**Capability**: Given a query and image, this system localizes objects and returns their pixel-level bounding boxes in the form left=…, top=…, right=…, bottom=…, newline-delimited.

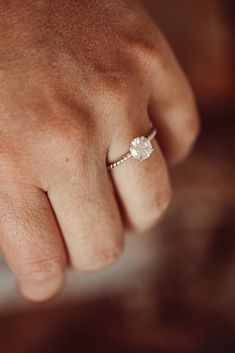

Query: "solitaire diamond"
left=130, top=136, right=153, bottom=161
left=107, top=128, right=156, bottom=170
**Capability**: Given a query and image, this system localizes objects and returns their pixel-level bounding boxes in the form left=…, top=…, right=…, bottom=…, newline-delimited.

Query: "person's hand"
left=0, top=0, right=199, bottom=301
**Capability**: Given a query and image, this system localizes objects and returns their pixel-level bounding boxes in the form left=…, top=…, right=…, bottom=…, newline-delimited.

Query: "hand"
left=0, top=0, right=199, bottom=301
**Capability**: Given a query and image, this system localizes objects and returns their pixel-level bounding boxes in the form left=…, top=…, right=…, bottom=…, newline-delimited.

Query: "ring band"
left=107, top=127, right=157, bottom=170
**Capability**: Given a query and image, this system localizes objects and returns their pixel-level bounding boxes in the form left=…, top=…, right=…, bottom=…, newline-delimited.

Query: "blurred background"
left=0, top=1, right=235, bottom=352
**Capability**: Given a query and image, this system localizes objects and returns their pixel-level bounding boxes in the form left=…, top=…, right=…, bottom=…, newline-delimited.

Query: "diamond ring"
left=107, top=128, right=157, bottom=170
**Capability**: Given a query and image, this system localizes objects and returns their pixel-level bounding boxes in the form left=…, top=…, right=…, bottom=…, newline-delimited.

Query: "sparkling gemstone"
left=129, top=136, right=153, bottom=161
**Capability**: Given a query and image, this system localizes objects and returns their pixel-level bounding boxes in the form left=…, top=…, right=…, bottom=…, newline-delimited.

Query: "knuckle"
left=123, top=17, right=162, bottom=69
left=92, top=64, right=130, bottom=98
left=189, top=112, right=201, bottom=144
left=180, top=112, right=201, bottom=159
left=74, top=243, right=123, bottom=272
left=141, top=186, right=172, bottom=230
left=94, top=244, right=123, bottom=270
left=186, top=119, right=200, bottom=149
left=134, top=38, right=161, bottom=70
left=155, top=185, right=172, bottom=215
left=19, top=256, right=64, bottom=283
left=174, top=91, right=200, bottom=163
left=96, top=75, right=136, bottom=116
left=43, top=117, right=86, bottom=149
left=184, top=92, right=201, bottom=143
left=33, top=97, right=94, bottom=152
left=37, top=115, right=94, bottom=178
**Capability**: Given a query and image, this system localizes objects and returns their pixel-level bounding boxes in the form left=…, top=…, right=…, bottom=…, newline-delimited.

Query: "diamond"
left=129, top=136, right=153, bottom=161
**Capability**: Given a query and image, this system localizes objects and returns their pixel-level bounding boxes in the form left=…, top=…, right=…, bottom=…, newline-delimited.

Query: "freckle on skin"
left=65, top=158, right=69, bottom=162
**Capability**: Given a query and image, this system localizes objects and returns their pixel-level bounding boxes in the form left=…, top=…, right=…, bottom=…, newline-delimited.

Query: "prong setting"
left=130, top=136, right=154, bottom=161
left=107, top=128, right=156, bottom=170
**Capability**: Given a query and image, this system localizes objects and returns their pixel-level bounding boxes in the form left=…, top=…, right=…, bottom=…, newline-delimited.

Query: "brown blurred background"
left=0, top=1, right=235, bottom=352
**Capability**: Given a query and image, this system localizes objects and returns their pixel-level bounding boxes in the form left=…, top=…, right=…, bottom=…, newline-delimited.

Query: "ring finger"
left=108, top=109, right=171, bottom=231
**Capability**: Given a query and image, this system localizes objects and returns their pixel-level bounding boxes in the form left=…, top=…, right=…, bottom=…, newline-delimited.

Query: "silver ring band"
left=107, top=127, right=157, bottom=170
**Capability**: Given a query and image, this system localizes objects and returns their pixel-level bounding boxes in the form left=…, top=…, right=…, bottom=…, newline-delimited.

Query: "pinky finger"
left=149, top=30, right=200, bottom=165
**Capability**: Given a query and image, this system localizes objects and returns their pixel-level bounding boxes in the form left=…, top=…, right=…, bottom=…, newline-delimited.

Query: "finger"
left=0, top=184, right=66, bottom=302
left=48, top=155, right=124, bottom=272
left=108, top=114, right=171, bottom=231
left=148, top=30, right=200, bottom=165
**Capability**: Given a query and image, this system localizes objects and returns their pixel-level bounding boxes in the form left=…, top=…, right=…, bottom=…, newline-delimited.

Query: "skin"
left=0, top=0, right=200, bottom=302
